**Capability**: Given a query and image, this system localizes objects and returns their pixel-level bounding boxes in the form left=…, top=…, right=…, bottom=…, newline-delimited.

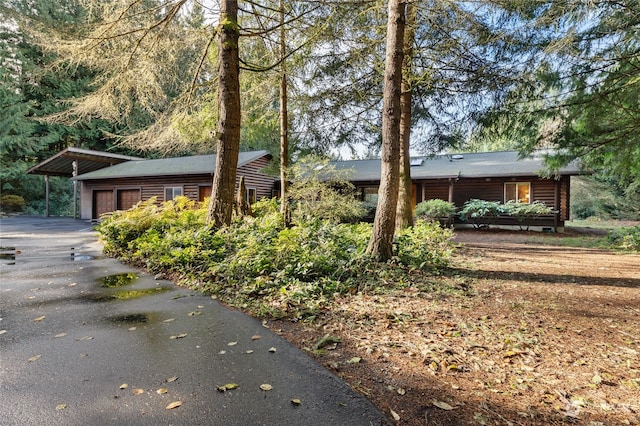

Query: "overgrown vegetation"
left=608, top=226, right=640, bottom=252
left=97, top=196, right=457, bottom=319
left=571, top=176, right=640, bottom=220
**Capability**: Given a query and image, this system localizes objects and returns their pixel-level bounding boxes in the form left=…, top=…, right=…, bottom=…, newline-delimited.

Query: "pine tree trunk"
left=396, top=1, right=416, bottom=231
left=207, top=0, right=241, bottom=227
left=367, top=0, right=406, bottom=261
left=279, top=0, right=291, bottom=226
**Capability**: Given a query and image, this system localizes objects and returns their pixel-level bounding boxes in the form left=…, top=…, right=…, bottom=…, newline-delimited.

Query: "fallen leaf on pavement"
left=28, top=355, right=41, bottom=362
left=133, top=388, right=144, bottom=395
left=165, top=401, right=182, bottom=410
left=34, top=316, right=45, bottom=322
left=260, top=384, right=273, bottom=391
left=217, top=383, right=240, bottom=392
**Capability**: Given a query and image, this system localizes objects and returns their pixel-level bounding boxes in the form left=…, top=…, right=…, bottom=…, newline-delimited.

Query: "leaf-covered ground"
left=271, top=228, right=640, bottom=425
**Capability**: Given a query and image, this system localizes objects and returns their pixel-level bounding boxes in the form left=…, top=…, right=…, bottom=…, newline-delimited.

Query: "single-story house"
left=30, top=148, right=581, bottom=230
left=331, top=150, right=582, bottom=231
left=71, top=150, right=274, bottom=220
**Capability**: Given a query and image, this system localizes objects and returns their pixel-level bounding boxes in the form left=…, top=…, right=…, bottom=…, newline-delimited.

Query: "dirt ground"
left=271, top=227, right=640, bottom=425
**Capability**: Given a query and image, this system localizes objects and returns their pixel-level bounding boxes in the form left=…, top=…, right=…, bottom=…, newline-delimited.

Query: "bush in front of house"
left=459, top=199, right=554, bottom=229
left=414, top=199, right=456, bottom=222
left=608, top=226, right=640, bottom=252
left=501, top=200, right=554, bottom=230
left=96, top=196, right=456, bottom=318
left=458, top=199, right=502, bottom=228
left=396, top=219, right=455, bottom=269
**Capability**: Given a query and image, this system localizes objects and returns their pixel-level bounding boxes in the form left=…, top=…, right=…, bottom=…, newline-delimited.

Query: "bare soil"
left=271, top=227, right=640, bottom=425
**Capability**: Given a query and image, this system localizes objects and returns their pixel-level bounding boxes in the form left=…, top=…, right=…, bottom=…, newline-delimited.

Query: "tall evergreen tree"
left=367, top=0, right=405, bottom=261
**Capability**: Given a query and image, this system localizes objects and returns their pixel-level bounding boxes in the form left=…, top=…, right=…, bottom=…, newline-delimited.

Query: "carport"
left=26, top=147, right=143, bottom=218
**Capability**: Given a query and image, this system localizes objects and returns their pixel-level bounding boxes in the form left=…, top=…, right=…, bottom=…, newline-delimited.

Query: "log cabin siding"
left=236, top=155, right=274, bottom=199
left=78, top=154, right=276, bottom=219
left=422, top=180, right=450, bottom=202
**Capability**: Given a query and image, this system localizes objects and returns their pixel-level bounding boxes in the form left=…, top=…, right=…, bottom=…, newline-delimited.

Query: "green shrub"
left=96, top=196, right=456, bottom=319
left=396, top=220, right=455, bottom=269
left=1, top=194, right=25, bottom=213
left=288, top=156, right=366, bottom=224
left=608, top=226, right=640, bottom=252
left=414, top=199, right=456, bottom=221
left=458, top=199, right=502, bottom=228
left=501, top=200, right=554, bottom=230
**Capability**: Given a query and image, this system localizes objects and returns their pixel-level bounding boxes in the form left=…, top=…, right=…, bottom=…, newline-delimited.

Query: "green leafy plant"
left=0, top=194, right=25, bottom=213
left=458, top=199, right=502, bottom=228
left=395, top=220, right=455, bottom=270
left=288, top=156, right=365, bottom=224
left=501, top=200, right=554, bottom=230
left=608, top=226, right=640, bottom=252
left=414, top=199, right=456, bottom=224
left=96, top=195, right=456, bottom=319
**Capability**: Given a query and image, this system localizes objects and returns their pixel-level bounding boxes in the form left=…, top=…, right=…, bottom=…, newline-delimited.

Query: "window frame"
left=504, top=182, right=531, bottom=204
left=164, top=186, right=184, bottom=202
left=362, top=186, right=379, bottom=203
left=245, top=187, right=257, bottom=205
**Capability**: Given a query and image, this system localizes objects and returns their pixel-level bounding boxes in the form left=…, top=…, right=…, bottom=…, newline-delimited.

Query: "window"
left=504, top=182, right=530, bottom=203
left=363, top=187, right=379, bottom=203
left=245, top=188, right=257, bottom=205
left=164, top=186, right=183, bottom=201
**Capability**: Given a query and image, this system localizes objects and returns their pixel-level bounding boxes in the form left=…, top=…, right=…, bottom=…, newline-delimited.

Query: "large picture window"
left=504, top=182, right=530, bottom=203
left=164, top=186, right=183, bottom=201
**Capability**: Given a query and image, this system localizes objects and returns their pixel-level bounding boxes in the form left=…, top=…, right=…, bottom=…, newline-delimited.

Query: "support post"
left=73, top=160, right=78, bottom=219
left=45, top=175, right=50, bottom=217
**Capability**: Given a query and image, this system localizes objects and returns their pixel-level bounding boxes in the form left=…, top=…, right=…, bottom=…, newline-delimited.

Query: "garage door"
left=117, top=189, right=141, bottom=211
left=93, top=190, right=114, bottom=219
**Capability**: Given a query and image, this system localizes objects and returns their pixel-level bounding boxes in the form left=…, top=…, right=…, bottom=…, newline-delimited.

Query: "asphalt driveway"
left=0, top=216, right=389, bottom=426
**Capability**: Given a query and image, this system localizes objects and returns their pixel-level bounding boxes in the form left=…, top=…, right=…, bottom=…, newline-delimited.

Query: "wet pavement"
left=0, top=216, right=390, bottom=426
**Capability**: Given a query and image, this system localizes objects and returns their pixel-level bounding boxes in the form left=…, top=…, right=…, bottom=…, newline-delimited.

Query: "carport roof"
left=26, top=147, right=144, bottom=177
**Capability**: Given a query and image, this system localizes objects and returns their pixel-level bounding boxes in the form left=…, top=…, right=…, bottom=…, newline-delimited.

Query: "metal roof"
left=74, top=150, right=271, bottom=181
left=332, top=150, right=582, bottom=182
left=26, top=147, right=144, bottom=177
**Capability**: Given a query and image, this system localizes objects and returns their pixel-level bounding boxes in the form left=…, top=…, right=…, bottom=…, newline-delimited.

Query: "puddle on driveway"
left=81, top=286, right=172, bottom=303
left=108, top=313, right=153, bottom=324
left=70, top=247, right=102, bottom=261
left=100, top=273, right=138, bottom=288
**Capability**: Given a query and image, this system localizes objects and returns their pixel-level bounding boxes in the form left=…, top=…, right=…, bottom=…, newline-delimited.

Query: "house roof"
left=331, top=150, right=582, bottom=182
left=26, top=147, right=144, bottom=177
left=73, top=150, right=271, bottom=181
